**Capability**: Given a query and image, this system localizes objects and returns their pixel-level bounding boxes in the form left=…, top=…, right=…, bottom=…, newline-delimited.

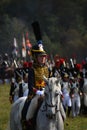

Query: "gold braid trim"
left=34, top=66, right=49, bottom=89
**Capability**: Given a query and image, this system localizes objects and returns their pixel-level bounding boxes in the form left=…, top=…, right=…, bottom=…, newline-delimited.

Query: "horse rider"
left=27, top=42, right=49, bottom=119
left=21, top=21, right=49, bottom=128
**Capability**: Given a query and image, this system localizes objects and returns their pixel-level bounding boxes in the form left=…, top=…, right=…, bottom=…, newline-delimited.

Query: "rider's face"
left=37, top=55, right=47, bottom=64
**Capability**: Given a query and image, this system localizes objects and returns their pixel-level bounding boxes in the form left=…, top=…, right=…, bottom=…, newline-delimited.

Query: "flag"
left=13, top=37, right=18, bottom=48
left=12, top=37, right=18, bottom=58
left=25, top=32, right=32, bottom=55
left=22, top=34, right=26, bottom=58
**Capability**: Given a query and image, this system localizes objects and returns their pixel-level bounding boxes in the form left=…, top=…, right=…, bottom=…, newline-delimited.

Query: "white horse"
left=10, top=77, right=66, bottom=130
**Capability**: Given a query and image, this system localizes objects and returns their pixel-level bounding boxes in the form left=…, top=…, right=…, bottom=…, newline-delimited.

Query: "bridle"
left=40, top=80, right=61, bottom=117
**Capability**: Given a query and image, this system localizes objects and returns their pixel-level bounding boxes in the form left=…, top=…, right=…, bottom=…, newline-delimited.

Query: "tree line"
left=0, top=0, right=87, bottom=61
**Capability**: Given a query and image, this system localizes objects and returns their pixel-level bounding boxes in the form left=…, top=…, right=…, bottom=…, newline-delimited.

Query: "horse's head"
left=43, top=76, right=62, bottom=119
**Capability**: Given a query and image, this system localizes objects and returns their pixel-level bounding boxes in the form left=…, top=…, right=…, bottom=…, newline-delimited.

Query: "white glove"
left=36, top=90, right=44, bottom=95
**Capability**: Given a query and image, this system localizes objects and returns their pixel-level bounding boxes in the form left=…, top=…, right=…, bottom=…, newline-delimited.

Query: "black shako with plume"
left=31, top=21, right=46, bottom=56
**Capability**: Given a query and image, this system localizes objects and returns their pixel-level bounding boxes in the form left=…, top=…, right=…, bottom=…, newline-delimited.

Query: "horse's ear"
left=43, top=75, right=48, bottom=83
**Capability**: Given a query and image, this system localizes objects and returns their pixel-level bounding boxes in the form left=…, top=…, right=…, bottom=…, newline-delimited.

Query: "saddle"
left=21, top=95, right=44, bottom=130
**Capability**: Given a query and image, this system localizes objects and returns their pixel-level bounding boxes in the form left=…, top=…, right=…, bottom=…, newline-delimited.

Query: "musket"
left=13, top=60, right=18, bottom=68
left=70, top=58, right=74, bottom=68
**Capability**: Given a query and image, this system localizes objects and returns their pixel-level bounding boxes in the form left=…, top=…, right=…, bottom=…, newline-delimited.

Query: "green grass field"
left=0, top=84, right=11, bottom=130
left=0, top=83, right=87, bottom=130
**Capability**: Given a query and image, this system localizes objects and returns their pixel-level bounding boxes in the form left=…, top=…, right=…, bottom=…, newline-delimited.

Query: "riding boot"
left=67, top=106, right=71, bottom=117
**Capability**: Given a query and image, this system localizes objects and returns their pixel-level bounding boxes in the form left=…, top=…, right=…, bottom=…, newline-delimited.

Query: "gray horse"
left=10, top=77, right=66, bottom=130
